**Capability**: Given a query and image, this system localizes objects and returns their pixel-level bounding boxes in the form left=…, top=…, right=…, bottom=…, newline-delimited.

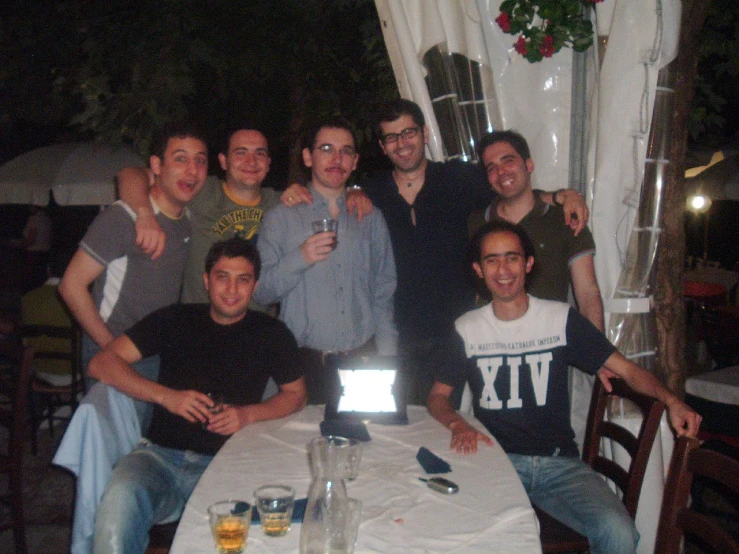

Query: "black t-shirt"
left=434, top=297, right=616, bottom=457
left=364, top=160, right=491, bottom=341
left=126, top=303, right=302, bottom=455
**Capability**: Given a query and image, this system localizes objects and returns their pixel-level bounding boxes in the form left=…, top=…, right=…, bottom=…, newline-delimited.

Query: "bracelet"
left=553, top=189, right=566, bottom=207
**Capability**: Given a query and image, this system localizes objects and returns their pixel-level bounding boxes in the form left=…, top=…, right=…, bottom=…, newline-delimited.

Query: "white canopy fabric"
left=0, top=142, right=143, bottom=206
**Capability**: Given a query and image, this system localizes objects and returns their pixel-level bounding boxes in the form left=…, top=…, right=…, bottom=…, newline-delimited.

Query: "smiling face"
left=302, top=126, right=358, bottom=195
left=378, top=114, right=428, bottom=174
left=203, top=255, right=257, bottom=325
left=219, top=130, right=271, bottom=193
left=149, top=136, right=208, bottom=215
left=481, top=140, right=534, bottom=202
left=473, top=230, right=534, bottom=306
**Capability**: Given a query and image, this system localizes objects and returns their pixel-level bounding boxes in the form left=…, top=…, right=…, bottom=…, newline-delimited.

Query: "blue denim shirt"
left=255, top=184, right=398, bottom=355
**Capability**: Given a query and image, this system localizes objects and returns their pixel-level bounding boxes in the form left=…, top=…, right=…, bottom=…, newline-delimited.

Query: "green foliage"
left=2, top=0, right=397, bottom=176
left=688, top=0, right=739, bottom=145
left=496, top=0, right=597, bottom=63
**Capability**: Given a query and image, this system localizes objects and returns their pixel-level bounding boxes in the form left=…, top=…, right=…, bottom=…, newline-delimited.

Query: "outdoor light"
left=686, top=193, right=713, bottom=261
left=687, top=194, right=711, bottom=213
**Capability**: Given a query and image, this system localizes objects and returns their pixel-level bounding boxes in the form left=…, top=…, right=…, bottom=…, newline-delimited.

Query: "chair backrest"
left=0, top=340, right=35, bottom=461
left=581, top=378, right=665, bottom=518
left=655, top=436, right=739, bottom=554
left=18, top=323, right=82, bottom=390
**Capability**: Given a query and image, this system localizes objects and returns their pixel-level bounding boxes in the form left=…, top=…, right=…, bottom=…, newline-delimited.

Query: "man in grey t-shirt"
left=60, top=123, right=208, bottom=379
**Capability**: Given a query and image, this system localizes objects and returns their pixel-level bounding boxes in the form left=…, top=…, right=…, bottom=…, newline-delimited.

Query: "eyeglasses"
left=380, top=127, right=420, bottom=144
left=315, top=144, right=356, bottom=157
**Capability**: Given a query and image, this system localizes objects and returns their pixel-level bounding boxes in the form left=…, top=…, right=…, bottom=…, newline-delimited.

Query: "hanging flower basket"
left=496, top=0, right=602, bottom=63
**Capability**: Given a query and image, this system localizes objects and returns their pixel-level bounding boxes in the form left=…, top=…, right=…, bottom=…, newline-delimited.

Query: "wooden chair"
left=655, top=436, right=739, bottom=554
left=18, top=324, right=85, bottom=451
left=0, top=340, right=35, bottom=554
left=536, top=378, right=666, bottom=553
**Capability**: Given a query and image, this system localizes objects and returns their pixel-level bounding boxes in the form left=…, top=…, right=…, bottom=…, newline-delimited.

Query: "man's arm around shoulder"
left=117, top=166, right=165, bottom=259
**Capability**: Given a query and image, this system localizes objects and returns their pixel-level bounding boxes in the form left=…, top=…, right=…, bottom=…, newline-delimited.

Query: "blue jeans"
left=508, top=454, right=639, bottom=554
left=82, top=333, right=160, bottom=432
left=93, top=440, right=212, bottom=554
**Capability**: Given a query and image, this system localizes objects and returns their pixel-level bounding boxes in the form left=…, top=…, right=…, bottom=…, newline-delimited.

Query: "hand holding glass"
left=203, top=392, right=224, bottom=429
left=312, top=218, right=338, bottom=250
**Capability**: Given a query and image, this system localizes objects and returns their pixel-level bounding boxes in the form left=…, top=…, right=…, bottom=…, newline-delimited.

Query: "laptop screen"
left=324, top=356, right=408, bottom=424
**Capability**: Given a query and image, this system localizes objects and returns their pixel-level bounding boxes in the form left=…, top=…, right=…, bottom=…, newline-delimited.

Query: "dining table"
left=170, top=405, right=542, bottom=554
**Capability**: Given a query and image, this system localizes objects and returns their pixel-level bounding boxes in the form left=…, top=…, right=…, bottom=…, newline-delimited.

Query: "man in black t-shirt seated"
left=428, top=220, right=701, bottom=554
left=88, top=238, right=306, bottom=554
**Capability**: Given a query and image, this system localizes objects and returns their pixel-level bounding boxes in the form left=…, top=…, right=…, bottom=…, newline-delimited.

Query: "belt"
left=302, top=337, right=377, bottom=365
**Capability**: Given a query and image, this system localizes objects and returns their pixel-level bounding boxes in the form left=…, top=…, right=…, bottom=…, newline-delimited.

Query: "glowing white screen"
left=337, top=369, right=397, bottom=413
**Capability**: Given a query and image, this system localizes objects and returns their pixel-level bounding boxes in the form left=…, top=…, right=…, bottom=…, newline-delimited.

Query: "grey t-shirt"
left=80, top=199, right=191, bottom=337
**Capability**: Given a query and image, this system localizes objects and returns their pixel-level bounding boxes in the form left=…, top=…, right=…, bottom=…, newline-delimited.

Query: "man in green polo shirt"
left=476, top=130, right=604, bottom=332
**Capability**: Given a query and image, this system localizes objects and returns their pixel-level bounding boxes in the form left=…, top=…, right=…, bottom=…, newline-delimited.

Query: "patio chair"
left=536, top=378, right=666, bottom=553
left=0, top=339, right=35, bottom=554
left=655, top=435, right=739, bottom=553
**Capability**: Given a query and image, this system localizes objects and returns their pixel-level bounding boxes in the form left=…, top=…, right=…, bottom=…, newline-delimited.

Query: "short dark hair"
left=476, top=130, right=531, bottom=164
left=470, top=220, right=536, bottom=265
left=302, top=116, right=357, bottom=151
left=204, top=238, right=261, bottom=280
left=220, top=126, right=268, bottom=157
left=149, top=121, right=208, bottom=160
left=374, top=98, right=425, bottom=137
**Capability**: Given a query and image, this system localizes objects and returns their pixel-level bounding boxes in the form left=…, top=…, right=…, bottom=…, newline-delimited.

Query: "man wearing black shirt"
left=88, top=239, right=306, bottom=554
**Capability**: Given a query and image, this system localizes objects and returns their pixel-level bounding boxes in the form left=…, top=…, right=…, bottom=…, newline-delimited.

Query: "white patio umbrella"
left=0, top=142, right=144, bottom=206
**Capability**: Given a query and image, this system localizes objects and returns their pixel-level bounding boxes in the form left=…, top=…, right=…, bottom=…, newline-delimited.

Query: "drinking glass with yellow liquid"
left=208, top=500, right=252, bottom=553
left=253, top=485, right=295, bottom=537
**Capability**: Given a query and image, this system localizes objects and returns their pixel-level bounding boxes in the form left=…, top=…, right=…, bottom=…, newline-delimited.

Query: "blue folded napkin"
left=416, top=447, right=451, bottom=474
left=320, top=420, right=371, bottom=442
left=251, top=497, right=307, bottom=523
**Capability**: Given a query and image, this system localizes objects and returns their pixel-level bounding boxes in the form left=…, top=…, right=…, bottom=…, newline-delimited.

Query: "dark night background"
left=1, top=0, right=737, bottom=270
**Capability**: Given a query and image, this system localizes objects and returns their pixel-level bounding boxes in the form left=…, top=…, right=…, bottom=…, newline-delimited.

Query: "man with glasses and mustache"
left=254, top=117, right=397, bottom=404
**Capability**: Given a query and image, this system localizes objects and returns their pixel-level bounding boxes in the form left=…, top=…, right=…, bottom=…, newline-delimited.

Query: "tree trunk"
left=655, top=0, right=712, bottom=394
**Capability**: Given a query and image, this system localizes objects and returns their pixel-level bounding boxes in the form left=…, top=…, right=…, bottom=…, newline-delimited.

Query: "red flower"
left=540, top=35, right=554, bottom=57
left=514, top=36, right=527, bottom=55
left=496, top=11, right=511, bottom=32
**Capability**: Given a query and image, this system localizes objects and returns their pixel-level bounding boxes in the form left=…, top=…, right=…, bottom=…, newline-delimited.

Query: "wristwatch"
left=347, top=184, right=363, bottom=192
left=553, top=189, right=566, bottom=207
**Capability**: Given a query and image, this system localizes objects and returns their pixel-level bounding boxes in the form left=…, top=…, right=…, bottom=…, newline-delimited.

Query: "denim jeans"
left=93, top=440, right=212, bottom=554
left=508, top=454, right=639, bottom=554
left=82, top=333, right=160, bottom=432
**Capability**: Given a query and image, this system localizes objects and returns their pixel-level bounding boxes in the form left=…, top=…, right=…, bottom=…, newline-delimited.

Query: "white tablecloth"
left=171, top=405, right=541, bottom=554
left=686, top=365, right=739, bottom=405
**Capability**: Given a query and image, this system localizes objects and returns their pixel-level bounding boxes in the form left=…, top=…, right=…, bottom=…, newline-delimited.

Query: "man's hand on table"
left=449, top=419, right=493, bottom=454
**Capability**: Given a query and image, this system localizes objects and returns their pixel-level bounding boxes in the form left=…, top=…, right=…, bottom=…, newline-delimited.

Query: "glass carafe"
left=300, top=435, right=352, bottom=554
